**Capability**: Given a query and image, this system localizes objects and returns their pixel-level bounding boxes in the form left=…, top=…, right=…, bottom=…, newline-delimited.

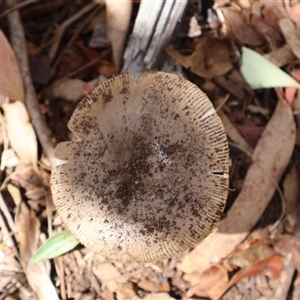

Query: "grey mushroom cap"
left=50, top=71, right=229, bottom=262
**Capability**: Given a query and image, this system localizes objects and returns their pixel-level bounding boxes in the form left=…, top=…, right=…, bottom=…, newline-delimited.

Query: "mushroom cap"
left=50, top=71, right=229, bottom=262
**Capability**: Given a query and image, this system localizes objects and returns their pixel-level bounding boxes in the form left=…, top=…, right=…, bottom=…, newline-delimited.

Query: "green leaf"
left=241, top=47, right=300, bottom=89
left=29, top=230, right=79, bottom=264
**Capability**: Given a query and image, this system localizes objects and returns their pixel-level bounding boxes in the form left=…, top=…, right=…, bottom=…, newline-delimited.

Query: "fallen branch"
left=6, top=4, right=55, bottom=167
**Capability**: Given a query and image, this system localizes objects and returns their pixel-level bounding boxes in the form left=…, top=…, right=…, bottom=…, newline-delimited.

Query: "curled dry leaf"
left=0, top=30, right=24, bottom=102
left=166, top=37, right=232, bottom=79
left=178, top=96, right=296, bottom=274
left=1, top=100, right=37, bottom=169
left=215, top=255, right=284, bottom=300
left=15, top=202, right=58, bottom=300
left=106, top=0, right=132, bottom=72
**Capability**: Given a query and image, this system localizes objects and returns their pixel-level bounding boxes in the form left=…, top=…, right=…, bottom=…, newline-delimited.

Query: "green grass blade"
left=29, top=230, right=79, bottom=264
left=241, top=47, right=300, bottom=89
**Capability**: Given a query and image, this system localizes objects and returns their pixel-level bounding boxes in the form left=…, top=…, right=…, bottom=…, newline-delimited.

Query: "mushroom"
left=50, top=71, right=229, bottom=262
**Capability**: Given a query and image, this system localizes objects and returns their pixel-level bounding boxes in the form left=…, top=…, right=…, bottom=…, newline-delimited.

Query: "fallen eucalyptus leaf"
left=0, top=30, right=24, bottom=102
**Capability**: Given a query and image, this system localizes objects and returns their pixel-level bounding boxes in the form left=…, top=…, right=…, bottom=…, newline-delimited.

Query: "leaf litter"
left=1, top=0, right=300, bottom=299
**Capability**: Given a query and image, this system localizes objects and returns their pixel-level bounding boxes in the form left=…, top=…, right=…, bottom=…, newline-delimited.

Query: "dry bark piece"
left=166, top=37, right=233, bottom=79
left=122, top=1, right=188, bottom=78
left=50, top=71, right=229, bottom=262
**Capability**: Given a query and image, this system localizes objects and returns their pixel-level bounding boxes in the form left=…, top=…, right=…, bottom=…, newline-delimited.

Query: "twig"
left=52, top=4, right=104, bottom=71
left=40, top=2, right=71, bottom=46
left=61, top=50, right=110, bottom=80
left=6, top=3, right=55, bottom=167
left=48, top=2, right=98, bottom=60
left=0, top=0, right=38, bottom=20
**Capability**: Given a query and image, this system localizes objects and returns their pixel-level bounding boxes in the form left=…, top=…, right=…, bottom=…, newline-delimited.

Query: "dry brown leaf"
left=232, top=254, right=283, bottom=282
left=218, top=110, right=253, bottom=154
left=138, top=278, right=161, bottom=292
left=15, top=202, right=58, bottom=299
left=0, top=30, right=24, bottom=102
left=250, top=14, right=284, bottom=48
left=76, top=41, right=100, bottom=61
left=228, top=243, right=276, bottom=269
left=214, top=255, right=284, bottom=300
left=76, top=41, right=117, bottom=77
left=97, top=59, right=117, bottom=77
left=178, top=96, right=296, bottom=274
left=3, top=164, right=48, bottom=213
left=115, top=283, right=136, bottom=300
left=221, top=7, right=265, bottom=46
left=262, top=2, right=286, bottom=24
left=234, top=125, right=263, bottom=146
left=264, top=44, right=295, bottom=68
left=106, top=0, right=132, bottom=72
left=283, top=166, right=299, bottom=229
left=279, top=18, right=300, bottom=59
left=214, top=77, right=246, bottom=100
left=283, top=0, right=300, bottom=25
left=275, top=235, right=300, bottom=272
left=7, top=183, right=22, bottom=206
left=186, top=265, right=229, bottom=299
left=166, top=37, right=232, bottom=79
left=92, top=261, right=126, bottom=292
left=2, top=100, right=37, bottom=169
